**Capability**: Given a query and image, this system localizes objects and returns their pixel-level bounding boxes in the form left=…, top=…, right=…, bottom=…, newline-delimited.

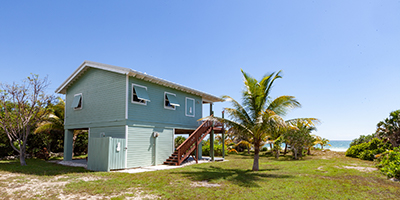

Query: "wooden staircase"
left=164, top=120, right=223, bottom=166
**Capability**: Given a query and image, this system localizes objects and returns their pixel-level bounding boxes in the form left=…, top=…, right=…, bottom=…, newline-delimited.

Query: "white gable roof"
left=55, top=61, right=223, bottom=103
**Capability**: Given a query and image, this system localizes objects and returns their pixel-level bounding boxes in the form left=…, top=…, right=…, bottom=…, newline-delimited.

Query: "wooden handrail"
left=175, top=119, right=224, bottom=165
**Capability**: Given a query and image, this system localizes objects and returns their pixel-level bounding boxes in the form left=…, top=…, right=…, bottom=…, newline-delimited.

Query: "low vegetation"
left=1, top=150, right=399, bottom=199
left=346, top=109, right=400, bottom=179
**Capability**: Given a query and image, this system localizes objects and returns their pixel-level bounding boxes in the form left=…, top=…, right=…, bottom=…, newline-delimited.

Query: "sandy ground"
left=0, top=157, right=225, bottom=199
left=1, top=151, right=382, bottom=199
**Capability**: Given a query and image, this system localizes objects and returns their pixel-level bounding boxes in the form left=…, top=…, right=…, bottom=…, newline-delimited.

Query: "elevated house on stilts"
left=56, top=61, right=224, bottom=171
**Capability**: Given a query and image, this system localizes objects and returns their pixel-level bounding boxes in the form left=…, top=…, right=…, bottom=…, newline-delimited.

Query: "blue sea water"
left=264, top=140, right=352, bottom=152
left=323, top=140, right=351, bottom=152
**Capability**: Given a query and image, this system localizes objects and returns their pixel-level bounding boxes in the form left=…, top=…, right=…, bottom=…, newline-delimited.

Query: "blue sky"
left=1, top=1, right=399, bottom=140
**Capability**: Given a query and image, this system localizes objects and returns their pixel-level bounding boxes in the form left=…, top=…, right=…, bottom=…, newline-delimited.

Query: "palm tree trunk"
left=252, top=144, right=260, bottom=171
left=269, top=143, right=272, bottom=151
left=293, top=148, right=298, bottom=160
left=275, top=148, right=280, bottom=159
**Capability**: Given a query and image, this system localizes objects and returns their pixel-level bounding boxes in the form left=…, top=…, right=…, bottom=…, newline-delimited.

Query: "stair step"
left=163, top=161, right=178, bottom=166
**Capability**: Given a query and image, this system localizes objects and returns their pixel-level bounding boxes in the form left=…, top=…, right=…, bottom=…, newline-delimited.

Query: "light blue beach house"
left=56, top=61, right=223, bottom=171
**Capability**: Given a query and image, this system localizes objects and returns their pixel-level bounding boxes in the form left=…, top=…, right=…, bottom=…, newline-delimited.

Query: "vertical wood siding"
left=87, top=137, right=126, bottom=171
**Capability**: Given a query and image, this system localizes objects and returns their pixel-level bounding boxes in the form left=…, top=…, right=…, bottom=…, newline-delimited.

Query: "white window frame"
left=73, top=93, right=83, bottom=110
left=164, top=92, right=176, bottom=110
left=131, top=83, right=147, bottom=105
left=185, top=97, right=195, bottom=117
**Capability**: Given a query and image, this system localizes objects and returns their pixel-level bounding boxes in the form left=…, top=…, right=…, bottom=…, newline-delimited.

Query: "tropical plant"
left=376, top=110, right=400, bottom=148
left=201, top=139, right=227, bottom=156
left=284, top=118, right=318, bottom=159
left=349, top=133, right=376, bottom=147
left=345, top=138, right=392, bottom=161
left=314, top=136, right=331, bottom=150
left=33, top=97, right=65, bottom=153
left=0, top=74, right=54, bottom=165
left=376, top=147, right=400, bottom=179
left=174, top=136, right=186, bottom=149
left=206, top=70, right=300, bottom=171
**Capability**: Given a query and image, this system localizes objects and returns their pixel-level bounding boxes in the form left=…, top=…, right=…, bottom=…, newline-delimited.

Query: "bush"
left=349, top=133, right=376, bottom=147
left=345, top=138, right=392, bottom=161
left=376, top=147, right=400, bottom=179
left=202, top=143, right=227, bottom=156
left=261, top=147, right=268, bottom=151
left=175, top=136, right=186, bottom=149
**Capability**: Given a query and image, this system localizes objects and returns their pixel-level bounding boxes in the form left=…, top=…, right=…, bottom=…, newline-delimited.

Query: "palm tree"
left=208, top=69, right=300, bottom=171
left=284, top=118, right=318, bottom=159
left=34, top=97, right=65, bottom=134
left=34, top=97, right=65, bottom=152
left=320, top=138, right=331, bottom=150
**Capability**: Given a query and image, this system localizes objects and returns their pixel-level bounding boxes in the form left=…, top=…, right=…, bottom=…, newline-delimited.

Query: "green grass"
left=1, top=151, right=399, bottom=199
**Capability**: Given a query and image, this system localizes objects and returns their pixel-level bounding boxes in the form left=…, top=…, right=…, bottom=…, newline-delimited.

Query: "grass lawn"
left=1, top=150, right=399, bottom=199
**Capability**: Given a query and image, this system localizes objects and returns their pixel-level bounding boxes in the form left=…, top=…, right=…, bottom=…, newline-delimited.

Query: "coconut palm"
left=207, top=69, right=300, bottom=171
left=34, top=97, right=65, bottom=152
left=320, top=138, right=331, bottom=150
left=34, top=97, right=65, bottom=134
left=284, top=118, right=318, bottom=159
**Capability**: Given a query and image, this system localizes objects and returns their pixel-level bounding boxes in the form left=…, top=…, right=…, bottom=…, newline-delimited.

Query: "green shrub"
left=175, top=136, right=186, bottom=149
left=376, top=147, right=400, bottom=179
left=261, top=147, right=268, bottom=151
left=201, top=143, right=227, bottom=156
left=345, top=138, right=392, bottom=161
left=349, top=133, right=376, bottom=147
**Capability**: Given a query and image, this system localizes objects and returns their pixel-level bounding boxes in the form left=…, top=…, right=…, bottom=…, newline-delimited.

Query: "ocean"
left=264, top=140, right=352, bottom=152
left=323, top=140, right=352, bottom=152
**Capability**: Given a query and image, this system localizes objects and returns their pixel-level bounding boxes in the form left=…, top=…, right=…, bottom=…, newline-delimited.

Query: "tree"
left=174, top=136, right=186, bottom=149
left=208, top=70, right=300, bottom=171
left=34, top=97, right=65, bottom=152
left=0, top=74, right=54, bottom=165
left=314, top=136, right=331, bottom=150
left=284, top=118, right=318, bottom=159
left=376, top=110, right=400, bottom=148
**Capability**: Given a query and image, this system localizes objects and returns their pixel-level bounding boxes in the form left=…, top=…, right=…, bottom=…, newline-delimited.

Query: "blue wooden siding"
left=127, top=126, right=154, bottom=168
left=87, top=137, right=126, bottom=171
left=155, top=128, right=173, bottom=165
left=90, top=126, right=125, bottom=139
left=127, top=77, right=203, bottom=129
left=65, top=68, right=126, bottom=129
left=126, top=126, right=173, bottom=168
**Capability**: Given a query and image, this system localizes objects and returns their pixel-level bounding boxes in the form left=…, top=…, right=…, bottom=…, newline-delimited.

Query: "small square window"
left=71, top=93, right=82, bottom=110
left=132, top=84, right=149, bottom=105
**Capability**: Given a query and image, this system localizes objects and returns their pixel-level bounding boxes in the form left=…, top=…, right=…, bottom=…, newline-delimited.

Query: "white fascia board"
left=128, top=70, right=223, bottom=103
left=56, top=61, right=224, bottom=103
left=55, top=61, right=130, bottom=94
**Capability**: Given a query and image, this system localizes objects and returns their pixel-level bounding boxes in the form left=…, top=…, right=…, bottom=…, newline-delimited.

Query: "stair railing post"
left=222, top=109, right=225, bottom=159
left=210, top=103, right=214, bottom=162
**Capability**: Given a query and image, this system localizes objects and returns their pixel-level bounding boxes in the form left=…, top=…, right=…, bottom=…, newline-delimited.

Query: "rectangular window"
left=164, top=92, right=180, bottom=110
left=132, top=84, right=149, bottom=105
left=71, top=93, right=82, bottom=110
left=185, top=97, right=195, bottom=117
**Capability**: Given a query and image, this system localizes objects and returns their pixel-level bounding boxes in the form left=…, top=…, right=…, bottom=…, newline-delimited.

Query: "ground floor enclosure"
left=64, top=125, right=177, bottom=171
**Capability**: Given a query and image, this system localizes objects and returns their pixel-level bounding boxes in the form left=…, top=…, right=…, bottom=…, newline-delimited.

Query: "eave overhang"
left=55, top=61, right=223, bottom=103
